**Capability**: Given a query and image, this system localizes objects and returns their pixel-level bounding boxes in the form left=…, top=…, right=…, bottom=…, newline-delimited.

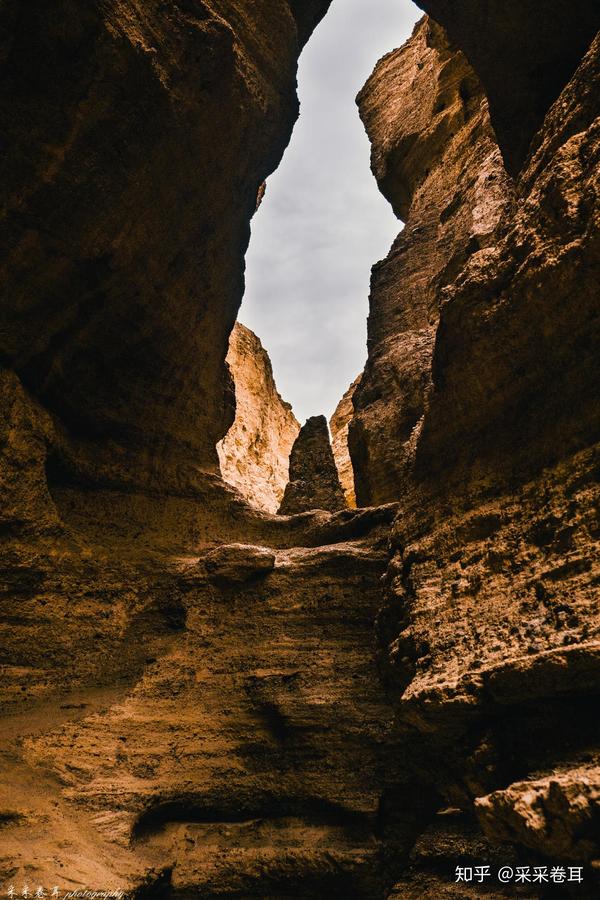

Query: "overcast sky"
left=239, top=0, right=420, bottom=424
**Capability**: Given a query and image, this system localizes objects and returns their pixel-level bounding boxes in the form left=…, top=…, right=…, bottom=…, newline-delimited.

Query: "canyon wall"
left=0, top=0, right=331, bottom=497
left=350, top=9, right=600, bottom=893
left=217, top=322, right=300, bottom=513
left=350, top=17, right=514, bottom=507
left=415, top=0, right=600, bottom=175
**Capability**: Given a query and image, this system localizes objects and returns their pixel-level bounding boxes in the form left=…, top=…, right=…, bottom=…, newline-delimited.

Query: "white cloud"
left=240, top=0, right=421, bottom=422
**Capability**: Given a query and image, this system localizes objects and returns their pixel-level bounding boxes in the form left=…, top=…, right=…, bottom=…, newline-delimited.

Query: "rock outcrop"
left=476, top=763, right=600, bottom=863
left=330, top=374, right=361, bottom=509
left=415, top=0, right=600, bottom=174
left=203, top=542, right=276, bottom=584
left=217, top=323, right=300, bottom=513
left=279, top=416, right=347, bottom=515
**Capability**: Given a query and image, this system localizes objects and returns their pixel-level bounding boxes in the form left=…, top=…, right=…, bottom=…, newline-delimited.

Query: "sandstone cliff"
left=0, top=0, right=331, bottom=499
left=330, top=374, right=361, bottom=508
left=350, top=17, right=514, bottom=507
left=350, top=11, right=600, bottom=894
left=415, top=0, right=600, bottom=174
left=217, top=323, right=300, bottom=514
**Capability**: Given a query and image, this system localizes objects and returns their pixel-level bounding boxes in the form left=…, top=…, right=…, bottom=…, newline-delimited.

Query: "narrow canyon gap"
left=220, top=0, right=420, bottom=513
left=239, top=0, right=420, bottom=425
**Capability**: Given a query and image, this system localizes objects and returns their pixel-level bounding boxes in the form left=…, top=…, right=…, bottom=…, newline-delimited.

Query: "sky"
left=239, top=0, right=421, bottom=424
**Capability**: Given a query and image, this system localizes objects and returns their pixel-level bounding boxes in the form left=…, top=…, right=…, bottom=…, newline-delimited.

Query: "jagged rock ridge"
left=349, top=11, right=600, bottom=894
left=217, top=322, right=300, bottom=514
left=350, top=16, right=514, bottom=507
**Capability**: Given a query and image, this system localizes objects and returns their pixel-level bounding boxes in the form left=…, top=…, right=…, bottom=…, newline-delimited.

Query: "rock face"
left=0, top=0, right=331, bottom=496
left=0, top=512, right=409, bottom=898
left=415, top=0, right=600, bottom=174
left=330, top=375, right=361, bottom=509
left=349, top=11, right=600, bottom=896
left=350, top=17, right=514, bottom=507
left=217, top=323, right=300, bottom=514
left=279, top=416, right=347, bottom=515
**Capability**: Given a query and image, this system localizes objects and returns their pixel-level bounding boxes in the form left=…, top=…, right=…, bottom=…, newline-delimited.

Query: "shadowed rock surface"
left=349, top=12, right=600, bottom=897
left=217, top=323, right=300, bottom=513
left=0, top=0, right=331, bottom=495
left=279, top=416, right=347, bottom=515
left=415, top=0, right=600, bottom=174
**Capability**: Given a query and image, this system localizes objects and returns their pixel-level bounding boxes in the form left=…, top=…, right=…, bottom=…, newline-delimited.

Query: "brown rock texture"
left=0, top=0, right=330, bottom=495
left=0, top=371, right=60, bottom=536
left=350, top=17, right=515, bottom=507
left=476, top=764, right=600, bottom=862
left=349, top=11, right=600, bottom=895
left=217, top=323, right=300, bottom=513
left=415, top=0, right=600, bottom=174
left=330, top=374, right=361, bottom=509
left=203, top=542, right=276, bottom=584
left=0, top=511, right=409, bottom=898
left=279, top=416, right=347, bottom=515
left=1, top=0, right=599, bottom=896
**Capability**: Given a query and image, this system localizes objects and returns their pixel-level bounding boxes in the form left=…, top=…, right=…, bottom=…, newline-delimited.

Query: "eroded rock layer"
left=217, top=323, right=300, bottom=513
left=0, top=505, right=406, bottom=897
